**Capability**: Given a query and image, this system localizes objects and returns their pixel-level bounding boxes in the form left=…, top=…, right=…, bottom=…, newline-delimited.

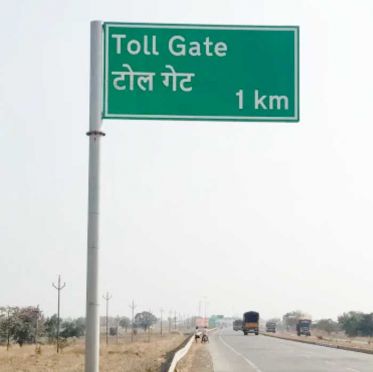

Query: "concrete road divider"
left=168, top=335, right=194, bottom=372
left=168, top=328, right=217, bottom=372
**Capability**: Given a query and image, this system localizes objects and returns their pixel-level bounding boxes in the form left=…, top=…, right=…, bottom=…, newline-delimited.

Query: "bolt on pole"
left=52, top=275, right=66, bottom=353
left=85, top=20, right=104, bottom=372
left=102, top=292, right=112, bottom=345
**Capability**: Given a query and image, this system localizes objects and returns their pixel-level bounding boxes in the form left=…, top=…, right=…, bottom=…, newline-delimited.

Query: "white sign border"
left=103, top=23, right=299, bottom=122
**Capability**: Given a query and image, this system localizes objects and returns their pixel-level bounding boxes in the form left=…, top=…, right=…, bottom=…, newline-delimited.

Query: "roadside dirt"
left=176, top=341, right=213, bottom=372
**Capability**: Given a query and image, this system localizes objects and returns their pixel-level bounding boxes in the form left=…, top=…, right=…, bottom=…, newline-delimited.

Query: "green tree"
left=11, top=307, right=40, bottom=346
left=338, top=311, right=364, bottom=337
left=44, top=314, right=59, bottom=342
left=119, top=316, right=130, bottom=332
left=360, top=314, right=373, bottom=337
left=0, top=307, right=17, bottom=348
left=282, top=310, right=304, bottom=329
left=134, top=311, right=157, bottom=332
left=60, top=319, right=85, bottom=339
left=267, top=318, right=281, bottom=324
left=74, top=317, right=86, bottom=334
left=0, top=306, right=43, bottom=347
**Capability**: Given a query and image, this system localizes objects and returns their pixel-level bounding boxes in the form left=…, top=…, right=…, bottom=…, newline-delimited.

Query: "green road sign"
left=103, top=22, right=299, bottom=122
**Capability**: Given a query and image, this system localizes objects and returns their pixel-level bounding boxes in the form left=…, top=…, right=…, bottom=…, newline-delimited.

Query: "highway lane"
left=208, top=328, right=373, bottom=372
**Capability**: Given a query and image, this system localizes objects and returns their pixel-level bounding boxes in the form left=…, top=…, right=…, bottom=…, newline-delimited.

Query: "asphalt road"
left=208, top=328, right=373, bottom=372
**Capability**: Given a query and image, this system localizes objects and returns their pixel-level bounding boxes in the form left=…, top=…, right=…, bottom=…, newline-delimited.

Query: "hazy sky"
left=1, top=0, right=373, bottom=322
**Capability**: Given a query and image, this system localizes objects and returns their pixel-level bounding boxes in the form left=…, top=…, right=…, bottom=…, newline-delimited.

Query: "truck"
left=195, top=317, right=208, bottom=328
left=296, top=318, right=311, bottom=336
left=265, top=321, right=276, bottom=333
left=233, top=319, right=243, bottom=331
left=242, top=311, right=259, bottom=335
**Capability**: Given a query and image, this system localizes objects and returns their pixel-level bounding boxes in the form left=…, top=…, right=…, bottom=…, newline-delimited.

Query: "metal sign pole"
left=85, top=20, right=104, bottom=372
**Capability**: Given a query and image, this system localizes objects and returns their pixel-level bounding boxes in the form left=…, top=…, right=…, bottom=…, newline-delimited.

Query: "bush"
left=338, top=312, right=373, bottom=337
left=313, top=319, right=339, bottom=335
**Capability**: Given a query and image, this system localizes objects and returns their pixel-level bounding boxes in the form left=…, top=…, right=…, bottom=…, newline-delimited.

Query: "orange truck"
left=242, top=311, right=259, bottom=335
left=195, top=317, right=208, bottom=328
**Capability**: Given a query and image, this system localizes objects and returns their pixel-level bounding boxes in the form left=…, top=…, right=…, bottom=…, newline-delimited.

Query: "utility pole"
left=187, top=314, right=190, bottom=329
left=203, top=296, right=208, bottom=326
left=147, top=308, right=151, bottom=342
left=102, top=292, right=112, bottom=345
left=116, top=315, right=120, bottom=344
left=168, top=311, right=172, bottom=333
left=174, top=311, right=177, bottom=330
left=160, top=309, right=164, bottom=336
left=129, top=300, right=136, bottom=342
left=52, top=275, right=66, bottom=353
left=6, top=307, right=10, bottom=351
left=85, top=20, right=104, bottom=372
left=34, top=305, right=40, bottom=345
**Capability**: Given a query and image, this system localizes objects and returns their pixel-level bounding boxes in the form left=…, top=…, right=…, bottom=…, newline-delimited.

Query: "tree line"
left=282, top=310, right=373, bottom=337
left=0, top=306, right=157, bottom=347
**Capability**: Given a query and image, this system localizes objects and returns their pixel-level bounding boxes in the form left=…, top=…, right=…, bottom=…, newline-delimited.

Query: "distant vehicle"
left=296, top=319, right=311, bottom=336
left=233, top=319, right=243, bottom=331
left=109, top=327, right=118, bottom=336
left=242, top=311, right=259, bottom=335
left=195, top=317, right=208, bottom=328
left=265, top=321, right=276, bottom=333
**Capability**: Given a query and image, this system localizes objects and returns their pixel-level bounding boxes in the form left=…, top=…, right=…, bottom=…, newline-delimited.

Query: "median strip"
left=262, top=332, right=373, bottom=355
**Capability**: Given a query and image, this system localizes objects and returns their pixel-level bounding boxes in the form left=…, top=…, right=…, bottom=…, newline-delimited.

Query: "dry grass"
left=0, top=333, right=187, bottom=372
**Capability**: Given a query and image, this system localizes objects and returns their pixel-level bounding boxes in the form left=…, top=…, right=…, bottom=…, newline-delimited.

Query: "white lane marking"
left=345, top=368, right=361, bottom=372
left=218, top=334, right=263, bottom=372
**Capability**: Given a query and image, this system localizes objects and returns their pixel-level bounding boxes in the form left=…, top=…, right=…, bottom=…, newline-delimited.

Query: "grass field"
left=0, top=332, right=187, bottom=372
